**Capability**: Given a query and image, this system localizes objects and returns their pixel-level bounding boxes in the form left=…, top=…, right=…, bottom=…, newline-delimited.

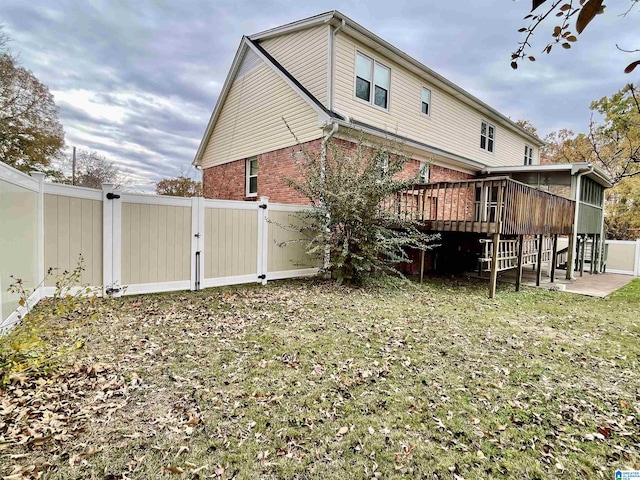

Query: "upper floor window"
left=480, top=121, right=495, bottom=153
left=421, top=88, right=431, bottom=116
left=355, top=52, right=390, bottom=110
left=524, top=145, right=534, bottom=165
left=246, top=157, right=258, bottom=197
left=419, top=162, right=430, bottom=183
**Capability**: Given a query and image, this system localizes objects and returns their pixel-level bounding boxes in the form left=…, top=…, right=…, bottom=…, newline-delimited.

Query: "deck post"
left=536, top=234, right=544, bottom=287
left=550, top=234, right=558, bottom=283
left=420, top=249, right=425, bottom=284
left=580, top=236, right=586, bottom=277
left=515, top=234, right=525, bottom=292
left=590, top=234, right=596, bottom=274
left=566, top=232, right=575, bottom=280
left=489, top=232, right=501, bottom=299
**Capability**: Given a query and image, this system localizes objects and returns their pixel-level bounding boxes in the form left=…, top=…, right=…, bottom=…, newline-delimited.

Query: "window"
left=524, top=145, right=534, bottom=165
left=419, top=163, right=430, bottom=183
left=246, top=157, right=257, bottom=196
left=480, top=120, right=495, bottom=153
left=421, top=88, right=431, bottom=116
left=355, top=52, right=390, bottom=109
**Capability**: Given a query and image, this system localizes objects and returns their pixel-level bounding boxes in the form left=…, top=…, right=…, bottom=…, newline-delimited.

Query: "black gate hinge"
left=258, top=274, right=266, bottom=280
left=106, top=193, right=121, bottom=200
left=105, top=287, right=121, bottom=295
left=259, top=204, right=267, bottom=209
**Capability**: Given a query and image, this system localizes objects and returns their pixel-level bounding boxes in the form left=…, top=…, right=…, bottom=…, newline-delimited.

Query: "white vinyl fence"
left=0, top=162, right=319, bottom=333
left=606, top=240, right=640, bottom=276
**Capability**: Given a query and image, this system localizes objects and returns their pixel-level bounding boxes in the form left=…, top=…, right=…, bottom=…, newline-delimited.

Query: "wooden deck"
left=386, top=177, right=576, bottom=298
left=387, top=177, right=575, bottom=236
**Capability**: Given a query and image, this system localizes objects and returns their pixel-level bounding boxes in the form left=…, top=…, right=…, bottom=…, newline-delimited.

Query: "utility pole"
left=72, top=146, right=76, bottom=186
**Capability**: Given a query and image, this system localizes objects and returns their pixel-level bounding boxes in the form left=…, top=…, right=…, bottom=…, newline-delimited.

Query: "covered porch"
left=388, top=177, right=576, bottom=298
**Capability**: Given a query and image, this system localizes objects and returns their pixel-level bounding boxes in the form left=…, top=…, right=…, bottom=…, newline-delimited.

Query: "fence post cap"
left=259, top=196, right=270, bottom=203
left=30, top=171, right=46, bottom=181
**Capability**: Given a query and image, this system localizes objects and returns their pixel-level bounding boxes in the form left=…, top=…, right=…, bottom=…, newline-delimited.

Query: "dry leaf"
left=338, top=426, right=348, bottom=435
left=164, top=465, right=184, bottom=474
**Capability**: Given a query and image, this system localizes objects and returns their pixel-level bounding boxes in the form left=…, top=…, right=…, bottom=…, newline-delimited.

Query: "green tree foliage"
left=512, top=0, right=639, bottom=73
left=286, top=137, right=437, bottom=286
left=0, top=27, right=65, bottom=174
left=155, top=175, right=202, bottom=197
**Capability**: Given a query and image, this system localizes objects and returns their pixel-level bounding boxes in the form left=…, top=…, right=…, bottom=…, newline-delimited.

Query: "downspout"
left=320, top=122, right=339, bottom=270
left=569, top=165, right=594, bottom=279
left=328, top=19, right=346, bottom=111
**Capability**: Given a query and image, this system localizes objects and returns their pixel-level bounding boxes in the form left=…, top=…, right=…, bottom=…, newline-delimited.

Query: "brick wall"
left=202, top=138, right=476, bottom=205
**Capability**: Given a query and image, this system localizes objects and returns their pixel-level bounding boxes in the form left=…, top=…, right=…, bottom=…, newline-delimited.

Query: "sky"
left=1, top=0, right=638, bottom=191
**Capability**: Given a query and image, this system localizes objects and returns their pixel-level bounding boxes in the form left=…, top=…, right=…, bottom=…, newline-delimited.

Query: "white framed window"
left=419, top=162, right=430, bottom=183
left=421, top=88, right=431, bottom=116
left=355, top=52, right=390, bottom=110
left=245, top=157, right=258, bottom=197
left=480, top=120, right=495, bottom=153
left=524, top=145, right=534, bottom=165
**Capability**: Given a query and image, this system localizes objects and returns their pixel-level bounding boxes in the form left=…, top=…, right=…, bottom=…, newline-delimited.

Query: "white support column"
left=257, top=196, right=269, bottom=285
left=112, top=189, right=122, bottom=297
left=190, top=197, right=205, bottom=291
left=102, top=184, right=114, bottom=296
left=31, top=172, right=46, bottom=300
left=635, top=239, right=640, bottom=277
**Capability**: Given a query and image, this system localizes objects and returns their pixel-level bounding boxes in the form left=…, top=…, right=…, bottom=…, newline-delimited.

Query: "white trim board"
left=0, top=289, right=42, bottom=335
left=43, top=183, right=102, bottom=200
left=122, top=280, right=191, bottom=296
left=0, top=163, right=39, bottom=192
left=201, top=274, right=260, bottom=289
left=267, top=268, right=319, bottom=281
left=204, top=199, right=260, bottom=210
left=120, top=193, right=192, bottom=207
left=605, top=269, right=635, bottom=276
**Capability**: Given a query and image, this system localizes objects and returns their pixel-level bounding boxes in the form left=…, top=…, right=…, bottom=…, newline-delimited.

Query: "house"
left=192, top=11, right=611, bottom=296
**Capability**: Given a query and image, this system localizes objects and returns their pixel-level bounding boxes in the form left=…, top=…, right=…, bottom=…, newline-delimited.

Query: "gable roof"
left=192, top=37, right=337, bottom=167
left=249, top=10, right=544, bottom=148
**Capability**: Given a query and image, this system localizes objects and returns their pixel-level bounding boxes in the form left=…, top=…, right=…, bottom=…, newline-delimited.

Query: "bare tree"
left=63, top=149, right=124, bottom=189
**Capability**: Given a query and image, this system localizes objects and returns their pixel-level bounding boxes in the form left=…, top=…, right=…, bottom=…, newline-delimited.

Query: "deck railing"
left=384, top=177, right=575, bottom=236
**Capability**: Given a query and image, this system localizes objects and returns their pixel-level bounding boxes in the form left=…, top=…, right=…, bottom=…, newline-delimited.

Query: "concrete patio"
left=481, top=265, right=636, bottom=297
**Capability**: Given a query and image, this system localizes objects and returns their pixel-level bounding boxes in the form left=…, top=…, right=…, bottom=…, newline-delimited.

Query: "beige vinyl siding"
left=334, top=33, right=534, bottom=167
left=121, top=203, right=191, bottom=285
left=200, top=60, right=323, bottom=169
left=204, top=207, right=258, bottom=278
left=260, top=25, right=329, bottom=106
left=0, top=179, right=38, bottom=321
left=43, top=194, right=102, bottom=287
left=267, top=210, right=320, bottom=272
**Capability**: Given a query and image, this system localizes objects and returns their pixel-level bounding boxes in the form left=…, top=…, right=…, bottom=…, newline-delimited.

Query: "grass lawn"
left=1, top=277, right=639, bottom=479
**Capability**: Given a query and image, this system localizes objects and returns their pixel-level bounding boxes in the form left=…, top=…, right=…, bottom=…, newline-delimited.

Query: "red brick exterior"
left=202, top=139, right=475, bottom=205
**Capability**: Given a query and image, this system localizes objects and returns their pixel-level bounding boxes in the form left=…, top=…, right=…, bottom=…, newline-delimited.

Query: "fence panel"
left=606, top=240, right=640, bottom=276
left=43, top=192, right=102, bottom=287
left=116, top=194, right=193, bottom=295
left=0, top=167, right=40, bottom=331
left=267, top=205, right=320, bottom=280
